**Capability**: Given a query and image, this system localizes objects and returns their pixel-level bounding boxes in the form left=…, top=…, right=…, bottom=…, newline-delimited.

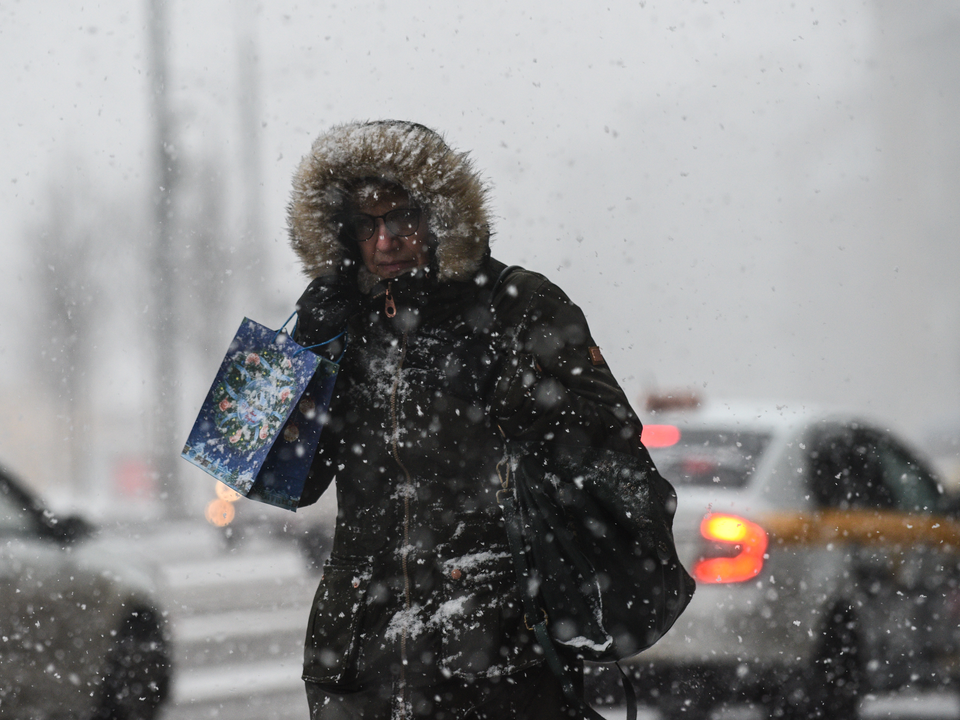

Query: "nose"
left=373, top=218, right=400, bottom=250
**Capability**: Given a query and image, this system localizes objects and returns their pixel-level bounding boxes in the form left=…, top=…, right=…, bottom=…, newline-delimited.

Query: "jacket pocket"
left=438, top=552, right=537, bottom=677
left=303, top=556, right=372, bottom=687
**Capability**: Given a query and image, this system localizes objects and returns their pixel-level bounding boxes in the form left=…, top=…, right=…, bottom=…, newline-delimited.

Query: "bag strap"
left=492, top=264, right=523, bottom=297
left=275, top=310, right=349, bottom=363
left=497, top=455, right=637, bottom=720
left=295, top=331, right=348, bottom=363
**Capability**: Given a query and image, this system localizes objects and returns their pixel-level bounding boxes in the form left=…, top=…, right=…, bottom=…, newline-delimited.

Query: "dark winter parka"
left=287, top=121, right=644, bottom=691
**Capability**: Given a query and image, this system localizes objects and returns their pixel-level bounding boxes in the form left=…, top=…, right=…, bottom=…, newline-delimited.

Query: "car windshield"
left=648, top=428, right=773, bottom=489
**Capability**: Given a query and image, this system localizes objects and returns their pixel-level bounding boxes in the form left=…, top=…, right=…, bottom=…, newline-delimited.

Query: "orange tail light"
left=693, top=513, right=768, bottom=584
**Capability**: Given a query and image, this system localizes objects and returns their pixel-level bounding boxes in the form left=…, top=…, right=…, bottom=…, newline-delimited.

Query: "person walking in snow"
left=288, top=120, right=647, bottom=719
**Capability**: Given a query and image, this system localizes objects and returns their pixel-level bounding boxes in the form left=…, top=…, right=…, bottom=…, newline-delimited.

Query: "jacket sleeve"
left=293, top=277, right=358, bottom=508
left=488, top=270, right=642, bottom=455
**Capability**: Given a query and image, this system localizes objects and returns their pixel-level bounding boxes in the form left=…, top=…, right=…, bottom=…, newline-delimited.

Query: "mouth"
left=376, top=258, right=419, bottom=277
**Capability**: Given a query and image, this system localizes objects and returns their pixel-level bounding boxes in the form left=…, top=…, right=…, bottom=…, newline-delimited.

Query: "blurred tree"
left=26, top=151, right=240, bottom=512
left=147, top=0, right=184, bottom=517
left=175, top=154, right=233, bottom=368
left=32, top=176, right=106, bottom=498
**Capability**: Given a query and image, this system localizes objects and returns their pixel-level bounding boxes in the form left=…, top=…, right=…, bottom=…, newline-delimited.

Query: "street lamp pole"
left=147, top=0, right=184, bottom=517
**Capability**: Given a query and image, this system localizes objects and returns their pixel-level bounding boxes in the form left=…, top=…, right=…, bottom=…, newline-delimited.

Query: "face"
left=351, top=184, right=431, bottom=280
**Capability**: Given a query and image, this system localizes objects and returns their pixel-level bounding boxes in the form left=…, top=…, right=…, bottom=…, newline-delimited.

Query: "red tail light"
left=693, top=513, right=768, bottom=584
left=641, top=424, right=681, bottom=448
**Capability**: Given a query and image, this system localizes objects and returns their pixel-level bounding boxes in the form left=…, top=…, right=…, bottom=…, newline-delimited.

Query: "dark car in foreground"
left=592, top=402, right=960, bottom=719
left=0, top=467, right=171, bottom=719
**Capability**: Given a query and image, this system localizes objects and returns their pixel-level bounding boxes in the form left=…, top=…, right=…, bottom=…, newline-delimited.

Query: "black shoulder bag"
left=491, top=267, right=696, bottom=720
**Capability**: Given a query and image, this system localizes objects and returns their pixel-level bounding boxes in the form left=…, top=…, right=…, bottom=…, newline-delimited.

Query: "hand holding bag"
left=181, top=314, right=344, bottom=511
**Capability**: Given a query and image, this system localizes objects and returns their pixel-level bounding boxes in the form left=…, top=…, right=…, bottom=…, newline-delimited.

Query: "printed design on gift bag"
left=212, top=348, right=299, bottom=452
left=181, top=317, right=330, bottom=504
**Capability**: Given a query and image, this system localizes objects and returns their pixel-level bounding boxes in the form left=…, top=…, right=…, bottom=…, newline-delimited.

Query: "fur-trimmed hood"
left=287, top=121, right=492, bottom=288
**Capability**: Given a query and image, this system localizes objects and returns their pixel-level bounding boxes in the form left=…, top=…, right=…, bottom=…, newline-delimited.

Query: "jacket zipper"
left=388, top=330, right=411, bottom=715
left=384, top=281, right=397, bottom=318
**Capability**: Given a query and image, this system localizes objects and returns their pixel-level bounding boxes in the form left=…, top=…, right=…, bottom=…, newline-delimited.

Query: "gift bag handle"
left=273, top=311, right=348, bottom=363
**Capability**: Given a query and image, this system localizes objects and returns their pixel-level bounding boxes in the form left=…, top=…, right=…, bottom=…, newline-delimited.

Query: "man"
left=288, top=121, right=646, bottom=719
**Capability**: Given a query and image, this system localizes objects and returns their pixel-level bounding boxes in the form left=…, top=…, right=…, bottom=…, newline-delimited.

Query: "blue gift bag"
left=181, top=316, right=342, bottom=511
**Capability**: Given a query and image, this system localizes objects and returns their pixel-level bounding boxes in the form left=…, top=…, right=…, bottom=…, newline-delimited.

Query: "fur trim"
left=287, top=121, right=492, bottom=284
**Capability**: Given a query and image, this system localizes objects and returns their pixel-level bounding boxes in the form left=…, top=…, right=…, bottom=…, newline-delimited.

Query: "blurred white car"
left=606, top=401, right=960, bottom=719
left=0, top=466, right=171, bottom=720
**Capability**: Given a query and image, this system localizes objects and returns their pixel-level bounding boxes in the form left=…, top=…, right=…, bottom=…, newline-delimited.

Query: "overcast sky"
left=2, top=0, right=959, bottom=493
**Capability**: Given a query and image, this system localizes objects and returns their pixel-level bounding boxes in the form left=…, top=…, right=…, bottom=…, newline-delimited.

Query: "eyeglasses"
left=347, top=207, right=422, bottom=242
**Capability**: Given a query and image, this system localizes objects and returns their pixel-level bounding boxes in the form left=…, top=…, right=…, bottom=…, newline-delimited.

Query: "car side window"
left=868, top=432, right=941, bottom=513
left=808, top=425, right=894, bottom=510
